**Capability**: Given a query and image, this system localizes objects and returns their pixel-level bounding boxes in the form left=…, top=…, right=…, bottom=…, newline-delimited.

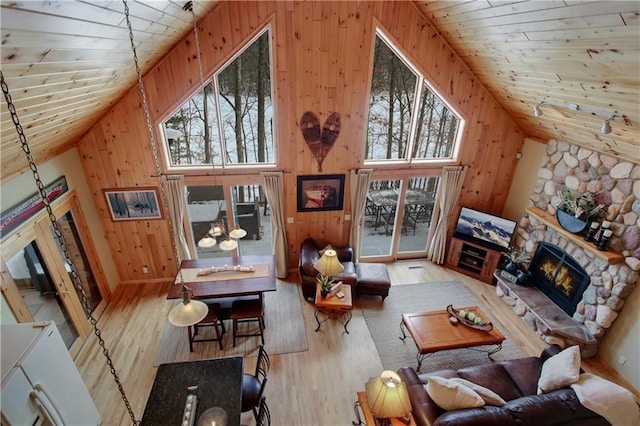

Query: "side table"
left=353, top=391, right=415, bottom=426
left=314, top=283, right=353, bottom=333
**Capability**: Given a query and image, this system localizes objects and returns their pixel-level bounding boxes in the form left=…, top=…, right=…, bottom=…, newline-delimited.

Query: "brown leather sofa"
left=298, top=238, right=357, bottom=301
left=397, top=345, right=608, bottom=426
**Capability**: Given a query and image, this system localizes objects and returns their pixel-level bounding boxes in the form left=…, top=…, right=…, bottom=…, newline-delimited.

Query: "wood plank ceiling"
left=1, top=0, right=639, bottom=182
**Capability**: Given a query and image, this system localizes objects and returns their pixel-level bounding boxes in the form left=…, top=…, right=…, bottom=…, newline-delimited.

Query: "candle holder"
left=597, top=229, right=612, bottom=251
left=584, top=222, right=599, bottom=242
left=594, top=220, right=611, bottom=244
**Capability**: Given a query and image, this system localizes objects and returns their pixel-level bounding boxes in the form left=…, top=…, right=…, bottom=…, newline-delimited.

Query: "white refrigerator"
left=1, top=321, right=101, bottom=425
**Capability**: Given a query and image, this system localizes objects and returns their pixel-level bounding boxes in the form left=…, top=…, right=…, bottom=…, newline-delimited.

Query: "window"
left=366, top=31, right=462, bottom=163
left=162, top=28, right=275, bottom=169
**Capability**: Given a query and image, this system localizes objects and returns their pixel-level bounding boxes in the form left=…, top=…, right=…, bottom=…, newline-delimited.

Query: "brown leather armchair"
left=298, top=238, right=357, bottom=301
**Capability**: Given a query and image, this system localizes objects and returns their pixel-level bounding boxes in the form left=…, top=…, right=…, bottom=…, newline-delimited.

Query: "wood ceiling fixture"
left=1, top=0, right=638, bottom=183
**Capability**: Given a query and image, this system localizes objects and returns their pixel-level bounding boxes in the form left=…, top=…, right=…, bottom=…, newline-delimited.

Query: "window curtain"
left=160, top=175, right=193, bottom=261
left=349, top=169, right=373, bottom=261
left=427, top=166, right=468, bottom=264
left=261, top=172, right=288, bottom=278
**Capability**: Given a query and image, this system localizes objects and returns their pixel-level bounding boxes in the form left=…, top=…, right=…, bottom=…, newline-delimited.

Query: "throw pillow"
left=537, top=345, right=581, bottom=394
left=450, top=378, right=506, bottom=406
left=319, top=244, right=334, bottom=256
left=425, top=376, right=484, bottom=411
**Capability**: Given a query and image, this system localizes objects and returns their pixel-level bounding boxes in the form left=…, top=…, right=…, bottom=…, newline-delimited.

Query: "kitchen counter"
left=141, top=356, right=243, bottom=426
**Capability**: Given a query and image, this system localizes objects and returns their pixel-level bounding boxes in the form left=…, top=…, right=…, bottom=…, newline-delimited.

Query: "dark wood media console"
left=446, top=237, right=502, bottom=284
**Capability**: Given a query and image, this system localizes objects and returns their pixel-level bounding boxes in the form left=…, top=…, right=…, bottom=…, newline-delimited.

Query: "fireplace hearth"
left=528, top=243, right=590, bottom=316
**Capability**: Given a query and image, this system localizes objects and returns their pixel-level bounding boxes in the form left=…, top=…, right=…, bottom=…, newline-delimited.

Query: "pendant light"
left=218, top=237, right=238, bottom=251
left=184, top=0, right=246, bottom=253
left=197, top=218, right=246, bottom=251
left=123, top=0, right=207, bottom=327
left=228, top=225, right=247, bottom=239
left=168, top=285, right=208, bottom=327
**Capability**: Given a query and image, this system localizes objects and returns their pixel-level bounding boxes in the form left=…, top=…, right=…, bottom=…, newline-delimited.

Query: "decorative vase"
left=516, top=269, right=532, bottom=286
left=504, top=261, right=519, bottom=275
left=320, top=288, right=329, bottom=299
left=556, top=209, right=588, bottom=234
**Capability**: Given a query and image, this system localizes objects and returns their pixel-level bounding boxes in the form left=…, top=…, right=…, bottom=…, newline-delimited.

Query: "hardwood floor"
left=74, top=261, right=638, bottom=425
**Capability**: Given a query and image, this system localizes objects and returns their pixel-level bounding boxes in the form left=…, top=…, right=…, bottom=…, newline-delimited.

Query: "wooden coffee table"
left=314, top=284, right=353, bottom=333
left=399, top=306, right=505, bottom=371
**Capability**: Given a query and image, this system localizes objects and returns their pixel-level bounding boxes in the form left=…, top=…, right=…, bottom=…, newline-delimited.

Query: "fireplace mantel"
left=526, top=207, right=623, bottom=265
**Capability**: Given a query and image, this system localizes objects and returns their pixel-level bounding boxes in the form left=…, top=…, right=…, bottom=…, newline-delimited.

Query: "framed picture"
left=104, top=188, right=162, bottom=221
left=297, top=174, right=345, bottom=212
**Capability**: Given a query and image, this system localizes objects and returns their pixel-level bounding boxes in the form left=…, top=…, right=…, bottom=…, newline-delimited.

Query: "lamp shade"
left=197, top=407, right=227, bottom=426
left=219, top=238, right=238, bottom=251
left=228, top=226, right=247, bottom=239
left=198, top=235, right=217, bottom=248
left=313, top=249, right=344, bottom=277
left=365, top=371, right=412, bottom=419
left=168, top=286, right=209, bottom=327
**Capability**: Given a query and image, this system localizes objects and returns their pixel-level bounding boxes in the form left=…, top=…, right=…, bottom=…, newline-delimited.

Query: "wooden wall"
left=77, top=1, right=524, bottom=283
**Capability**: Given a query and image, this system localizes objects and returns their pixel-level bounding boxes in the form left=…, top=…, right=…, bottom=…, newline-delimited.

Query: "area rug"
left=358, top=281, right=524, bottom=373
left=154, top=282, right=308, bottom=366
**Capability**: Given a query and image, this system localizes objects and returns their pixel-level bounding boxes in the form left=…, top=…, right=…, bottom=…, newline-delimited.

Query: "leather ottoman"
left=355, top=263, right=391, bottom=300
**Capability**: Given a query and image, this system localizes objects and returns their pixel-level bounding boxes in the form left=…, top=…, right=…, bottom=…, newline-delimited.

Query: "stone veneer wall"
left=501, top=139, right=640, bottom=355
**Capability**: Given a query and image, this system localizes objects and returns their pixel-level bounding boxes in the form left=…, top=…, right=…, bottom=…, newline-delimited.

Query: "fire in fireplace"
left=528, top=242, right=590, bottom=316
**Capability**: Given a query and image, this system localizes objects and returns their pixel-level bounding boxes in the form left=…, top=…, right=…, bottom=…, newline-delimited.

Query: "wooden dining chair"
left=188, top=302, right=225, bottom=351
left=230, top=296, right=265, bottom=347
left=241, top=345, right=270, bottom=421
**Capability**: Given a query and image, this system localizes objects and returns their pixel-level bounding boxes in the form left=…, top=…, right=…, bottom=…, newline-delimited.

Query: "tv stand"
left=446, top=237, right=501, bottom=284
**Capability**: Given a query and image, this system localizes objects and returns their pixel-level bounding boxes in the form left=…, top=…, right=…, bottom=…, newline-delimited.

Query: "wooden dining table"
left=167, top=255, right=277, bottom=300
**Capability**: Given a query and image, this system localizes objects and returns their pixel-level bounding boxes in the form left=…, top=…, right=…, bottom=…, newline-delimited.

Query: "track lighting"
left=533, top=104, right=543, bottom=117
left=533, top=99, right=623, bottom=134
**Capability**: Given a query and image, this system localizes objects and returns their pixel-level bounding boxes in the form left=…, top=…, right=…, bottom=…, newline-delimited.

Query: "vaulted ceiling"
left=1, top=1, right=638, bottom=181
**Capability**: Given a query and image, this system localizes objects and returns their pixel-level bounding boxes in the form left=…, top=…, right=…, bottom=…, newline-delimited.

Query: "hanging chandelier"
left=122, top=0, right=209, bottom=328
left=197, top=216, right=247, bottom=251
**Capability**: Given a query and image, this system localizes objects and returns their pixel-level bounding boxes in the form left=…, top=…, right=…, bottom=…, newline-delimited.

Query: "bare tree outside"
left=163, top=30, right=274, bottom=168
left=366, top=33, right=460, bottom=162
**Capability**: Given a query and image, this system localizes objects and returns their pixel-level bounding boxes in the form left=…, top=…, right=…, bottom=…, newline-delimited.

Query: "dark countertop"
left=141, top=356, right=243, bottom=426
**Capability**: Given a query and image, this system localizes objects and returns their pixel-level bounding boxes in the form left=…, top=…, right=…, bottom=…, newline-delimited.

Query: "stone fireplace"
left=528, top=242, right=590, bottom=316
left=496, top=140, right=640, bottom=358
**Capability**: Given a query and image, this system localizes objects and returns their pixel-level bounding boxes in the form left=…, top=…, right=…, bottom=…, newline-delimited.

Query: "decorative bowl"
left=446, top=305, right=493, bottom=331
left=556, top=209, right=588, bottom=234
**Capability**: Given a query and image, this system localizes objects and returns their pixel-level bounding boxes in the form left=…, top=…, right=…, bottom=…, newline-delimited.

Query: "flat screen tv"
left=454, top=207, right=517, bottom=251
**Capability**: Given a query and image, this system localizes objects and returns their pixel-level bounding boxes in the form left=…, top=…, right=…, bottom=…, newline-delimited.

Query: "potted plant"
left=502, top=247, right=531, bottom=275
left=317, top=274, right=334, bottom=298
left=556, top=188, right=607, bottom=233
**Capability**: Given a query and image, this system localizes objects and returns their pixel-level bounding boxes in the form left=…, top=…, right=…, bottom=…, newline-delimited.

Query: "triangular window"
left=162, top=28, right=275, bottom=169
left=366, top=31, right=462, bottom=163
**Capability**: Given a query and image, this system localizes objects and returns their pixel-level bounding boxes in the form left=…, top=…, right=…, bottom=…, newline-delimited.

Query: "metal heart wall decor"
left=300, top=111, right=341, bottom=172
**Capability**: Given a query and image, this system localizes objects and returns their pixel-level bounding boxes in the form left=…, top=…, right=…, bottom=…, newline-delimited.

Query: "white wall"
left=1, top=297, right=17, bottom=324
left=503, top=137, right=546, bottom=221
left=1, top=148, right=119, bottom=300
left=504, top=138, right=640, bottom=391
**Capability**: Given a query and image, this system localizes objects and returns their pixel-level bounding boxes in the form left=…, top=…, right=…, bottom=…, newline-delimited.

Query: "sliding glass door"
left=397, top=176, right=439, bottom=254
left=1, top=193, right=106, bottom=355
left=185, top=182, right=271, bottom=258
left=361, top=176, right=439, bottom=260
left=3, top=239, right=81, bottom=349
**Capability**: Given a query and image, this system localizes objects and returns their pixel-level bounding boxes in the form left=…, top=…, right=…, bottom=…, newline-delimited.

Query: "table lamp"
left=313, top=249, right=344, bottom=278
left=313, top=249, right=344, bottom=296
left=365, top=370, right=412, bottom=425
